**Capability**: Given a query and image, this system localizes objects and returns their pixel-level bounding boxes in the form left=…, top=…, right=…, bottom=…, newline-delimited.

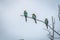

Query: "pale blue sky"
left=0, top=0, right=60, bottom=40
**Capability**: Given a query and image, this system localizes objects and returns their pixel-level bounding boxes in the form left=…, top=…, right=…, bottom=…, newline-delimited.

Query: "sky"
left=0, top=0, right=60, bottom=40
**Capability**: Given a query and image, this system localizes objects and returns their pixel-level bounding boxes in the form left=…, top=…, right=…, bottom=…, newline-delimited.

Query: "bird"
left=58, top=5, right=60, bottom=21
left=24, top=10, right=28, bottom=22
left=32, top=13, right=37, bottom=23
left=45, top=18, right=48, bottom=29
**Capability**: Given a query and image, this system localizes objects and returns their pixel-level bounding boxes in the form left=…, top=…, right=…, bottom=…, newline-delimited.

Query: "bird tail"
left=25, top=17, right=27, bottom=22
left=35, top=19, right=37, bottom=23
left=46, top=24, right=48, bottom=29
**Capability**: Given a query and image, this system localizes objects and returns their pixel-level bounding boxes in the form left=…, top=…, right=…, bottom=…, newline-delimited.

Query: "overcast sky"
left=0, top=0, right=60, bottom=40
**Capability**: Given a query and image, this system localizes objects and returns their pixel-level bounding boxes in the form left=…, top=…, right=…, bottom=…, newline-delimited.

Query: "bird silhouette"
left=32, top=13, right=37, bottom=23
left=45, top=18, right=48, bottom=29
left=24, top=10, right=28, bottom=22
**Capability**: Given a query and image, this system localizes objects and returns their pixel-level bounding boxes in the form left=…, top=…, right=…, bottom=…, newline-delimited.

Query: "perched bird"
left=24, top=10, right=28, bottom=22
left=32, top=13, right=37, bottom=23
left=58, top=5, right=60, bottom=21
left=45, top=18, right=48, bottom=29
